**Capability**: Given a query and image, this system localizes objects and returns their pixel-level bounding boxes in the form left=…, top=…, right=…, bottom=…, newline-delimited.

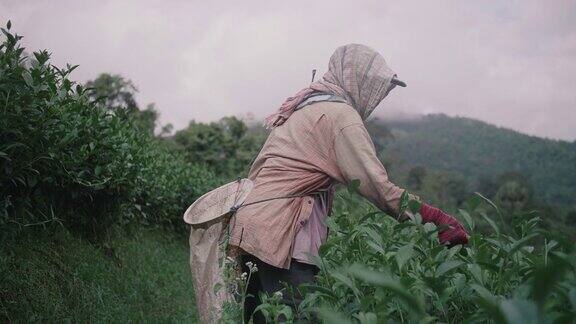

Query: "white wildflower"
left=245, top=261, right=258, bottom=273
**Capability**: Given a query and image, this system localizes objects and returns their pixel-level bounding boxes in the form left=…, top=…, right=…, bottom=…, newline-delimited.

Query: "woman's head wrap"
left=266, top=44, right=399, bottom=128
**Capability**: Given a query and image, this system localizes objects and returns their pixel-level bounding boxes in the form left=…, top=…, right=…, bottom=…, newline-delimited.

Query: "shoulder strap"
left=294, top=93, right=347, bottom=111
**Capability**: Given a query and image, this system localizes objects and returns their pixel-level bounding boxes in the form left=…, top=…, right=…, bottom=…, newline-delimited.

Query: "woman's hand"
left=419, top=203, right=469, bottom=247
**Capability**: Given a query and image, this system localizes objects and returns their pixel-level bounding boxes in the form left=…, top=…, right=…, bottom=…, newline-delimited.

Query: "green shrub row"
left=295, top=191, right=576, bottom=323
left=0, top=22, right=217, bottom=235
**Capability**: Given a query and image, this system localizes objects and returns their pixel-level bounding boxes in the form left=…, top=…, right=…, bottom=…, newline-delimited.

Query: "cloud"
left=1, top=0, right=575, bottom=140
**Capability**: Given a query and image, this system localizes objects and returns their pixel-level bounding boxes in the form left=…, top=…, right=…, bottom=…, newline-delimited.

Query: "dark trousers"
left=241, top=254, right=318, bottom=323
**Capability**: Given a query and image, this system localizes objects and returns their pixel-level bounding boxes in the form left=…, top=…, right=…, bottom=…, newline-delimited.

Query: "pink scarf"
left=265, top=44, right=397, bottom=128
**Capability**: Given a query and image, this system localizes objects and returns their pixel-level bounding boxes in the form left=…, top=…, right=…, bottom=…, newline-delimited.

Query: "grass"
left=0, top=224, right=198, bottom=323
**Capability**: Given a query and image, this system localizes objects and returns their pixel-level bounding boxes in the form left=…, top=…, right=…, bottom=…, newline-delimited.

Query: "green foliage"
left=0, top=23, right=217, bottom=235
left=0, top=226, right=199, bottom=322
left=418, top=170, right=469, bottom=208
left=129, top=142, right=218, bottom=229
left=294, top=190, right=576, bottom=323
left=85, top=73, right=139, bottom=111
left=494, top=172, right=536, bottom=213
left=173, top=116, right=266, bottom=179
left=254, top=291, right=294, bottom=322
left=365, top=118, right=394, bottom=153
left=406, top=166, right=426, bottom=190
left=3, top=20, right=576, bottom=323
left=378, top=114, right=576, bottom=207
left=86, top=73, right=160, bottom=136
left=369, top=115, right=576, bottom=234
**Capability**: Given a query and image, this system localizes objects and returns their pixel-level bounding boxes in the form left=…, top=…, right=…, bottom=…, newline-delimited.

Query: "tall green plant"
left=0, top=22, right=218, bottom=235
left=292, top=190, right=576, bottom=323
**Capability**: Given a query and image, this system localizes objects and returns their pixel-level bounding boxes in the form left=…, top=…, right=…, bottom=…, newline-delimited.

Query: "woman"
left=229, top=44, right=469, bottom=322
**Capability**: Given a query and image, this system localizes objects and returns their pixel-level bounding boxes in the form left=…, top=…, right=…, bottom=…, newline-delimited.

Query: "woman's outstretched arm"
left=333, top=123, right=468, bottom=246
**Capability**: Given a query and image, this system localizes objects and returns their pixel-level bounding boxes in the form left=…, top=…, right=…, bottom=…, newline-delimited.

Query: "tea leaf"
left=348, top=264, right=425, bottom=315
left=395, top=243, right=414, bottom=271
left=436, top=260, right=464, bottom=277
left=499, top=299, right=539, bottom=324
left=458, top=209, right=474, bottom=231
left=408, top=199, right=421, bottom=214
left=481, top=212, right=501, bottom=236
left=318, top=308, right=354, bottom=324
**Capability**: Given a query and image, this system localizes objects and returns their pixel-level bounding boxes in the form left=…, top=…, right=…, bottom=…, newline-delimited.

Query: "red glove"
left=420, top=203, right=469, bottom=246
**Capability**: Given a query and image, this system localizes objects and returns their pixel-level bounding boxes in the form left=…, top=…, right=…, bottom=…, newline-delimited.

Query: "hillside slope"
left=0, top=227, right=198, bottom=322
left=371, top=114, right=576, bottom=207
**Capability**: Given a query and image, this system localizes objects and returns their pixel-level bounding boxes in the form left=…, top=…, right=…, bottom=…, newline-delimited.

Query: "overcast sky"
left=2, top=0, right=575, bottom=140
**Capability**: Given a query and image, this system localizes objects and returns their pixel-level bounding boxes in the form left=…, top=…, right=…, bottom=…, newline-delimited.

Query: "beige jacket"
left=229, top=101, right=406, bottom=269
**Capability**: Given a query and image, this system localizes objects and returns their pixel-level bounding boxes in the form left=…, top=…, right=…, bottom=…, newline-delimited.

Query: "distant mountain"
left=369, top=114, right=576, bottom=207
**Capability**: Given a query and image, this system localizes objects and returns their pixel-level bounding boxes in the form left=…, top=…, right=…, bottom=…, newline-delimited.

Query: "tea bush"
left=173, top=116, right=266, bottom=180
left=293, top=190, right=576, bottom=323
left=0, top=22, right=217, bottom=234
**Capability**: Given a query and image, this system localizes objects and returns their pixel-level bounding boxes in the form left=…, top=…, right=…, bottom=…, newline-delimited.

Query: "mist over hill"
left=367, top=114, right=576, bottom=210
